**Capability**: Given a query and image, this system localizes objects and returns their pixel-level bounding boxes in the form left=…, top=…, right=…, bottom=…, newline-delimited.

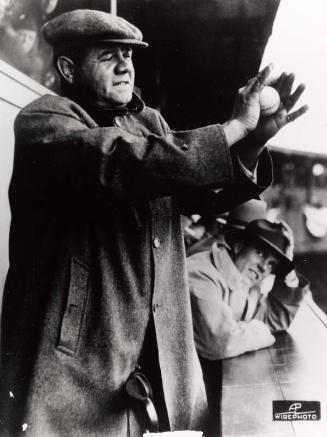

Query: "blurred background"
left=1, top=0, right=327, bottom=313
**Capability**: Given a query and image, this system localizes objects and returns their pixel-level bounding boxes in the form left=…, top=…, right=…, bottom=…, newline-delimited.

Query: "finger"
left=286, top=105, right=309, bottom=123
left=278, top=220, right=292, bottom=238
left=279, top=73, right=295, bottom=101
left=284, top=83, right=306, bottom=111
left=280, top=221, right=294, bottom=241
left=250, top=63, right=274, bottom=92
left=279, top=219, right=291, bottom=232
left=245, top=78, right=256, bottom=90
left=273, top=72, right=288, bottom=93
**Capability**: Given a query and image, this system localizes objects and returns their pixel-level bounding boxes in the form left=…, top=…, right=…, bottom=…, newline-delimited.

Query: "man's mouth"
left=248, top=268, right=259, bottom=281
left=114, top=81, right=130, bottom=87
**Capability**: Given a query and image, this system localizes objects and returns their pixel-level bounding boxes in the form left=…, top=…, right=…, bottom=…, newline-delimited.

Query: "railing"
left=221, top=294, right=327, bottom=436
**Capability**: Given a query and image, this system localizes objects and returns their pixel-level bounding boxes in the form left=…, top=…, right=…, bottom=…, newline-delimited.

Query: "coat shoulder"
left=187, top=245, right=230, bottom=299
left=187, top=243, right=223, bottom=276
left=131, top=105, right=171, bottom=135
left=15, top=94, right=95, bottom=128
left=187, top=250, right=212, bottom=273
left=188, top=251, right=220, bottom=290
left=19, top=94, right=76, bottom=114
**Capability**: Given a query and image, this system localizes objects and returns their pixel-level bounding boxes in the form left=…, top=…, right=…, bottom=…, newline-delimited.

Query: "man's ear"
left=56, top=56, right=76, bottom=84
left=232, top=240, right=244, bottom=256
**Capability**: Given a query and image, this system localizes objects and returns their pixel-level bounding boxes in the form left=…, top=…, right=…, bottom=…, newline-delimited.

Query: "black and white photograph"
left=0, top=1, right=326, bottom=436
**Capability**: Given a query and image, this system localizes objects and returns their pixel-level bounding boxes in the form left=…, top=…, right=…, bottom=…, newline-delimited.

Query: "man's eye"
left=268, top=261, right=278, bottom=272
left=256, top=249, right=264, bottom=258
left=124, top=50, right=132, bottom=58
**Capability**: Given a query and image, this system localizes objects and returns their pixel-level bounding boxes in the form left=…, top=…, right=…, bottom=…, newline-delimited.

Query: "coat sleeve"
left=252, top=273, right=310, bottom=334
left=157, top=112, right=273, bottom=215
left=188, top=255, right=275, bottom=360
left=178, top=148, right=272, bottom=215
left=13, top=95, right=237, bottom=206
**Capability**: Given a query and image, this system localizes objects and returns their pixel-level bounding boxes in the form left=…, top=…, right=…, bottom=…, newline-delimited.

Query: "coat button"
left=153, top=237, right=161, bottom=248
left=181, top=143, right=189, bottom=150
left=152, top=303, right=159, bottom=313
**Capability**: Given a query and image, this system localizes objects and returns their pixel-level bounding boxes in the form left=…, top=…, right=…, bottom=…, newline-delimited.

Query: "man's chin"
left=109, top=91, right=133, bottom=107
left=244, top=274, right=260, bottom=288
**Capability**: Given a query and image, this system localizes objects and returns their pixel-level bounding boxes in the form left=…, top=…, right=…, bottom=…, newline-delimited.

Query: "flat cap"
left=41, top=9, right=148, bottom=48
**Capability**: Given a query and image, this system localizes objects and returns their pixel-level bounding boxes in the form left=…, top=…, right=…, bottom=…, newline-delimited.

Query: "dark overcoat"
left=0, top=93, right=271, bottom=436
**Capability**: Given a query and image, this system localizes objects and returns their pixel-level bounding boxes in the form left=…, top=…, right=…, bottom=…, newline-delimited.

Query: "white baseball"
left=259, top=86, right=280, bottom=116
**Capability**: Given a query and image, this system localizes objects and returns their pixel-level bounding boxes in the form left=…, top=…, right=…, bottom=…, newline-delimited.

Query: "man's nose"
left=258, top=259, right=268, bottom=273
left=115, top=52, right=131, bottom=73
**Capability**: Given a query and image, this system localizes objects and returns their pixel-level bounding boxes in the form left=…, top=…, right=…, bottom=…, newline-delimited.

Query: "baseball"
left=259, top=86, right=280, bottom=116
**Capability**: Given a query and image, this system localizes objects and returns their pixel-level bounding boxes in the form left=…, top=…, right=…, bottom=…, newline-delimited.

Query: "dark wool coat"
left=0, top=93, right=272, bottom=436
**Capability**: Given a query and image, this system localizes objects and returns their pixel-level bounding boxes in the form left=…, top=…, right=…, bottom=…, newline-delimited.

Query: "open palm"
left=255, top=72, right=308, bottom=143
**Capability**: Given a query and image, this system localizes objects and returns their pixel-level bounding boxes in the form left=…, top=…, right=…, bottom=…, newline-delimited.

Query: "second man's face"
left=234, top=241, right=280, bottom=287
left=74, top=44, right=135, bottom=109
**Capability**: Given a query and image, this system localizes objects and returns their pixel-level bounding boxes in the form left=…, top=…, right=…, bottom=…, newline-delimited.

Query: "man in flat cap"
left=0, top=8, right=307, bottom=437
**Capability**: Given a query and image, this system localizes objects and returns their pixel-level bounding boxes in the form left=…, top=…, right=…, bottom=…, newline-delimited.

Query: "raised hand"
left=231, top=64, right=274, bottom=134
left=253, top=72, right=309, bottom=143
left=278, top=220, right=295, bottom=261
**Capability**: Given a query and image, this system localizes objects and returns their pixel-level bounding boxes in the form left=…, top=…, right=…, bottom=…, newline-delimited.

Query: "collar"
left=63, top=88, right=144, bottom=120
left=211, top=242, right=251, bottom=294
left=90, top=91, right=145, bottom=116
left=85, top=92, right=145, bottom=126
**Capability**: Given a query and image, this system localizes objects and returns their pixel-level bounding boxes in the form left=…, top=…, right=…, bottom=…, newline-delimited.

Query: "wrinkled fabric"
left=0, top=93, right=271, bottom=436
